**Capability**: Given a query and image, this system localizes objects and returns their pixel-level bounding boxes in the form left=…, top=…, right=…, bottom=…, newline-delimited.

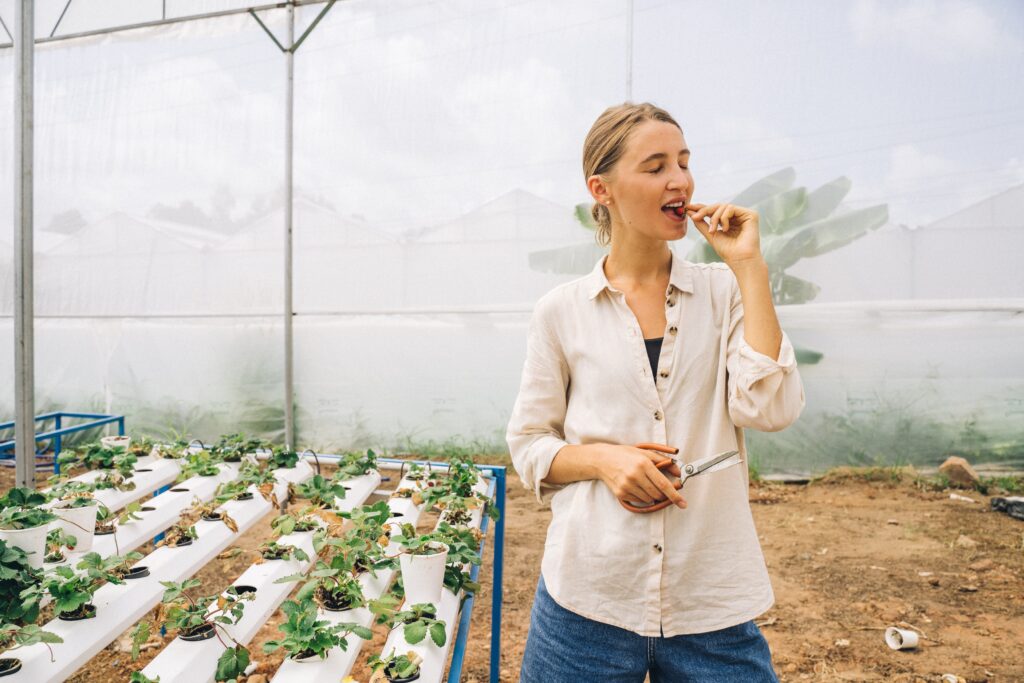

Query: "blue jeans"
left=520, top=575, right=779, bottom=683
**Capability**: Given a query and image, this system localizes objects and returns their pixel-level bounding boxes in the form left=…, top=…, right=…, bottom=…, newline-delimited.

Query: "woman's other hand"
left=593, top=444, right=687, bottom=509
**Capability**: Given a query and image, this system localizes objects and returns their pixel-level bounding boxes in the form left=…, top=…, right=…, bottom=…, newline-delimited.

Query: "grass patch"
left=812, top=465, right=918, bottom=486
left=391, top=435, right=510, bottom=466
left=976, top=475, right=1024, bottom=496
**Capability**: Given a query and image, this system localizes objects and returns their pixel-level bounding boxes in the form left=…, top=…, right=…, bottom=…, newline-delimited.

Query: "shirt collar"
left=585, top=252, right=696, bottom=300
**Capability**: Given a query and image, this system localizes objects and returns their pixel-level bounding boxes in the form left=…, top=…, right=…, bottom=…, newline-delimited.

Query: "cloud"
left=849, top=0, right=1021, bottom=61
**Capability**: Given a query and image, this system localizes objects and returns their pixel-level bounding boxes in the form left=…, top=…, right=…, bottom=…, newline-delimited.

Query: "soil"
left=3, top=463, right=1022, bottom=682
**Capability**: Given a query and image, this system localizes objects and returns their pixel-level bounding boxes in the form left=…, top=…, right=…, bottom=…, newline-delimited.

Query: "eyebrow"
left=639, top=149, right=691, bottom=165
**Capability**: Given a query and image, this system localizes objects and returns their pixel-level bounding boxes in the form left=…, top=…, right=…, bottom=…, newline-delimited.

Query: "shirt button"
left=654, top=410, right=663, bottom=421
left=653, top=544, right=662, bottom=552
left=669, top=326, right=678, bottom=335
left=666, top=299, right=676, bottom=307
left=659, top=370, right=669, bottom=378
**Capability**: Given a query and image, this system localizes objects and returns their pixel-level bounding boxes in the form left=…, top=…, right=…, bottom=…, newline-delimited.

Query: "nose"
left=666, top=165, right=690, bottom=191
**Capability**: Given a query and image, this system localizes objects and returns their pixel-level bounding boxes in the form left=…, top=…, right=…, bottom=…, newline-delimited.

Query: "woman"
left=507, top=102, right=805, bottom=682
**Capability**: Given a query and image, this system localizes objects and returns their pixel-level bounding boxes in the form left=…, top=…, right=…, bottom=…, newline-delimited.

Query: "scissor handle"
left=635, top=442, right=679, bottom=456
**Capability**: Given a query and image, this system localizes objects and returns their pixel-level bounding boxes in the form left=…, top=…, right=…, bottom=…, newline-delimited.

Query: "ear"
left=587, top=174, right=612, bottom=207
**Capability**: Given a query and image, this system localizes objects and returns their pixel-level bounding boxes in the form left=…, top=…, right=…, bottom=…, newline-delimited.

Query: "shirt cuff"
left=526, top=435, right=570, bottom=505
left=736, top=330, right=798, bottom=385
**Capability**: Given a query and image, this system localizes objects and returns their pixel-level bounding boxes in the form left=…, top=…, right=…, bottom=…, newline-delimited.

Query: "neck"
left=605, top=225, right=672, bottom=287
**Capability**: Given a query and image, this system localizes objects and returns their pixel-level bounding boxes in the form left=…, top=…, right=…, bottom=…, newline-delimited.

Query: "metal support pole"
left=53, top=414, right=62, bottom=474
left=625, top=0, right=633, bottom=100
left=14, top=0, right=35, bottom=490
left=490, top=467, right=506, bottom=683
left=283, top=1, right=296, bottom=449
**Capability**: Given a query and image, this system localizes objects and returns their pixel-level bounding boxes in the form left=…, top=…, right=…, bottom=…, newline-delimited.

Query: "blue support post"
left=490, top=468, right=506, bottom=683
left=53, top=413, right=63, bottom=474
left=445, top=466, right=506, bottom=683
left=117, top=417, right=125, bottom=436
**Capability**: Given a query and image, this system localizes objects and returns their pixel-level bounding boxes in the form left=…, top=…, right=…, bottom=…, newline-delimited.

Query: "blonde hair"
left=582, top=102, right=682, bottom=245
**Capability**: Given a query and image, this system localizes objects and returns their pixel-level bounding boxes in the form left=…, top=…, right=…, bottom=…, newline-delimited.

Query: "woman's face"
left=591, top=119, right=693, bottom=242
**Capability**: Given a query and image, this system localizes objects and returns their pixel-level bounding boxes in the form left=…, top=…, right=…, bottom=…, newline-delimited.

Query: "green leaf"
left=215, top=645, right=250, bottom=682
left=429, top=621, right=447, bottom=647
left=404, top=620, right=426, bottom=644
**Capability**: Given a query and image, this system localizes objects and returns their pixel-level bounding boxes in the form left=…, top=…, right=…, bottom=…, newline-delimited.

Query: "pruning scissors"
left=620, top=443, right=742, bottom=514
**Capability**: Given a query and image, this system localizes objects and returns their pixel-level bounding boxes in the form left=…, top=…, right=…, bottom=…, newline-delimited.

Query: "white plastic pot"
left=399, top=541, right=449, bottom=606
left=53, top=500, right=99, bottom=552
left=101, top=435, right=131, bottom=450
left=0, top=522, right=50, bottom=569
left=885, top=626, right=919, bottom=650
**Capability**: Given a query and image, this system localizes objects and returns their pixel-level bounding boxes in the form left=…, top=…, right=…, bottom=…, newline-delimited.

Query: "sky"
left=0, top=0, right=1022, bottom=235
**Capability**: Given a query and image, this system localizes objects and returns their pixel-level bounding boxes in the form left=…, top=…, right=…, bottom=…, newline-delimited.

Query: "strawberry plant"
left=368, top=649, right=422, bottom=683
left=263, top=599, right=371, bottom=661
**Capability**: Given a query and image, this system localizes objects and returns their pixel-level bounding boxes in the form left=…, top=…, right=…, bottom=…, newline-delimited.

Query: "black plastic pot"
left=171, top=538, right=194, bottom=547
left=405, top=608, right=436, bottom=623
left=0, top=658, right=22, bottom=677
left=236, top=492, right=254, bottom=501
left=59, top=603, right=97, bottom=621
left=289, top=649, right=323, bottom=662
left=179, top=623, right=216, bottom=641
left=233, top=585, right=257, bottom=595
left=391, top=511, right=405, bottom=518
left=123, top=565, right=150, bottom=580
left=45, top=552, right=66, bottom=564
left=94, top=525, right=115, bottom=535
left=201, top=512, right=223, bottom=522
left=169, top=487, right=189, bottom=493
left=140, top=506, right=157, bottom=512
left=387, top=669, right=421, bottom=683
left=135, top=468, right=153, bottom=473
left=318, top=589, right=354, bottom=612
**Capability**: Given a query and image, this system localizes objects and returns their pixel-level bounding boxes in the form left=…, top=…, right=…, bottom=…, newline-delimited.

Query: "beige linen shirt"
left=507, top=254, right=805, bottom=637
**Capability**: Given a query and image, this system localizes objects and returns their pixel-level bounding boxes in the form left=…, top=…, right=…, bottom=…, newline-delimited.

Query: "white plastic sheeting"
left=1, top=0, right=1022, bottom=473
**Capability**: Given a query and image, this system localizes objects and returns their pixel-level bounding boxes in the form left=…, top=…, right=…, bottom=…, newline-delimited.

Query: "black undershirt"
left=644, top=337, right=664, bottom=377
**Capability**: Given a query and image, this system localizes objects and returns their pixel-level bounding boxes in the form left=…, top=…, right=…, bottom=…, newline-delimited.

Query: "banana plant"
left=529, top=168, right=888, bottom=365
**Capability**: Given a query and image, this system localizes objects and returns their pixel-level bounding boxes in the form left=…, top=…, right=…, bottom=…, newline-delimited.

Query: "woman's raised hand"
left=593, top=444, right=687, bottom=509
left=686, top=203, right=764, bottom=267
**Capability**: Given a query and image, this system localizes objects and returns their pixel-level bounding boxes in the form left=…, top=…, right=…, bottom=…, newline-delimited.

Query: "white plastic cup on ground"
left=399, top=541, right=449, bottom=606
left=885, top=626, right=919, bottom=650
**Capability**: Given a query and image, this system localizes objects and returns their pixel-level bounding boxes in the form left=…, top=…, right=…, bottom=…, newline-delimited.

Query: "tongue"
left=663, top=206, right=684, bottom=217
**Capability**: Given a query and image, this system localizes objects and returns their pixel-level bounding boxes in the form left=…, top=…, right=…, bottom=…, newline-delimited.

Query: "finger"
left=710, top=204, right=728, bottom=233
left=687, top=211, right=713, bottom=241
left=636, top=463, right=668, bottom=502
left=623, top=483, right=655, bottom=505
left=721, top=205, right=734, bottom=233
left=640, top=452, right=682, bottom=478
left=646, top=468, right=686, bottom=508
left=657, top=459, right=682, bottom=478
left=689, top=203, right=718, bottom=221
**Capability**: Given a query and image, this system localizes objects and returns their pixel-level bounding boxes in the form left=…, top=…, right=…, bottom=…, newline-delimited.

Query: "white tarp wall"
left=1, top=0, right=1023, bottom=475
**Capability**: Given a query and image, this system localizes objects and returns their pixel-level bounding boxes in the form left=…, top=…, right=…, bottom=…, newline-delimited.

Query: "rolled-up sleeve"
left=725, top=284, right=805, bottom=432
left=506, top=299, right=571, bottom=504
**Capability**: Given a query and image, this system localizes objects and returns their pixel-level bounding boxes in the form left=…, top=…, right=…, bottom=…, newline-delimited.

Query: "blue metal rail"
left=0, top=411, right=125, bottom=473
left=377, top=457, right=506, bottom=683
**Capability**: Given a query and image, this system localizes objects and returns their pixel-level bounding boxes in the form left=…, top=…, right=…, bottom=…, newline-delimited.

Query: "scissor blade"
left=691, top=449, right=741, bottom=475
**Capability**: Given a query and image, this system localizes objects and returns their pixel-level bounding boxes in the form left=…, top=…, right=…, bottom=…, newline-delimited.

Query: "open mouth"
left=661, top=200, right=686, bottom=221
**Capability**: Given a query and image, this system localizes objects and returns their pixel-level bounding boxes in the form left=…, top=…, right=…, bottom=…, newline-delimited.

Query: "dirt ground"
left=3, top=462, right=1023, bottom=682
